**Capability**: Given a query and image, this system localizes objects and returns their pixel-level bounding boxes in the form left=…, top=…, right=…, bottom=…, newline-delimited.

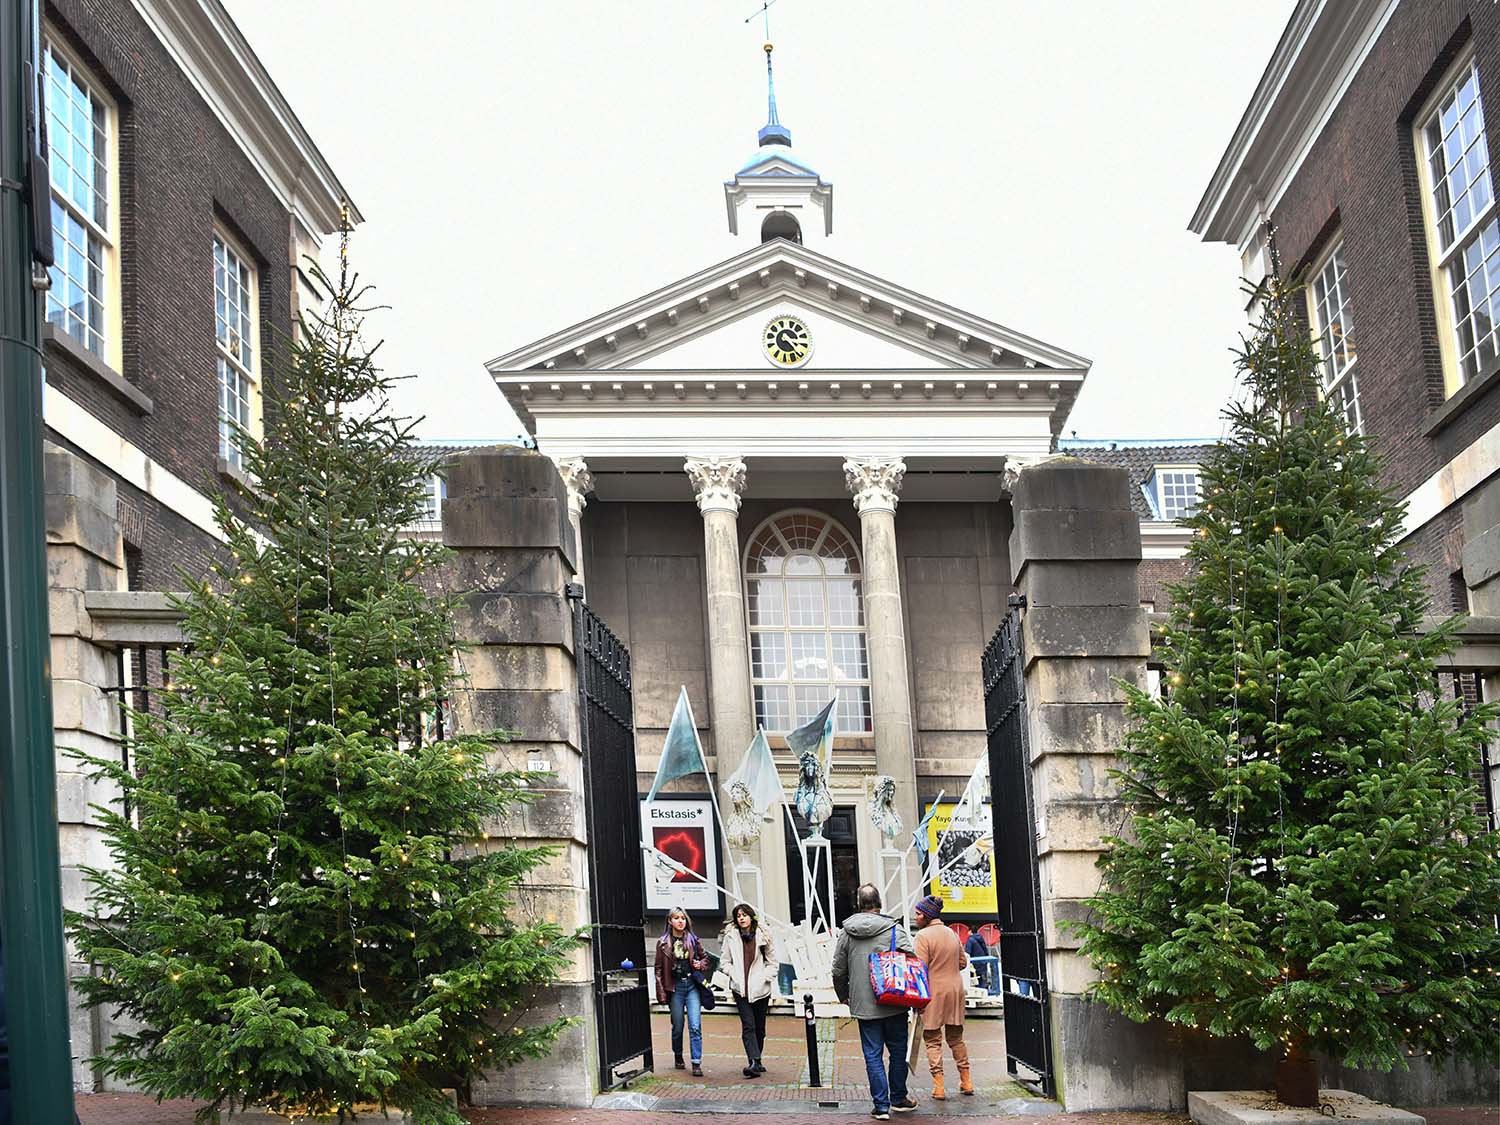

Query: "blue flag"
left=646, top=687, right=708, bottom=801
left=786, top=695, right=837, bottom=772
left=911, top=800, right=939, bottom=873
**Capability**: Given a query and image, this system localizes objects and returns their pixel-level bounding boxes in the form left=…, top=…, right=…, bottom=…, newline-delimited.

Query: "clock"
left=762, top=314, right=813, bottom=368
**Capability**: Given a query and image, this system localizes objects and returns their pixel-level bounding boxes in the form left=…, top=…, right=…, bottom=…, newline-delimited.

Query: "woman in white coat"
left=718, top=902, right=777, bottom=1078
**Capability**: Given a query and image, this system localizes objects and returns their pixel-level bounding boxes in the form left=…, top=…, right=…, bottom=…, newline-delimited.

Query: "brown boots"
left=931, top=1072, right=946, bottom=1100
left=958, top=1064, right=973, bottom=1096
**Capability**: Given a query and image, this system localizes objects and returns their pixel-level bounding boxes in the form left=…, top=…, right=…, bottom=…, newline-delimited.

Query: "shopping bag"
left=867, top=926, right=931, bottom=1009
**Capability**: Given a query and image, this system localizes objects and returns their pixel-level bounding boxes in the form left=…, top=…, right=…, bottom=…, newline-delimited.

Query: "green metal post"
left=0, top=0, right=80, bottom=1119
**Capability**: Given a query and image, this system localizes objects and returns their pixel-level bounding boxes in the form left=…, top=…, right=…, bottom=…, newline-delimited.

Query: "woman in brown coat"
left=912, top=895, right=971, bottom=1099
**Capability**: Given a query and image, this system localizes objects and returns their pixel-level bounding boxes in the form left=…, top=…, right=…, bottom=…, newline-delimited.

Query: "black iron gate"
left=983, top=602, right=1053, bottom=1096
left=570, top=587, right=653, bottom=1086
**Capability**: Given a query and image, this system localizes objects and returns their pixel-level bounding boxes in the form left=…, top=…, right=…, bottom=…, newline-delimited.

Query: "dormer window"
left=1148, top=466, right=1200, bottom=521
left=761, top=210, right=802, bottom=244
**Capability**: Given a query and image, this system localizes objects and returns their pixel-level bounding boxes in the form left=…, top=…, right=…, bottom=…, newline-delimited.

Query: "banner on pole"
left=925, top=801, right=997, bottom=915
left=640, top=797, right=722, bottom=914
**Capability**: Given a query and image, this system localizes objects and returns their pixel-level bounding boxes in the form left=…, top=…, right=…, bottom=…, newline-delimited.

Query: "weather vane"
left=744, top=0, right=780, bottom=35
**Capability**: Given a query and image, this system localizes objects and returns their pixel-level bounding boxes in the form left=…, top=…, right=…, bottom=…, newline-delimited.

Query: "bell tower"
left=724, top=42, right=833, bottom=248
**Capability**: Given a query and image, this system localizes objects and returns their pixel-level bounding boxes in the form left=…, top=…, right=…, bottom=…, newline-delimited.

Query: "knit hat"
left=915, top=895, right=944, bottom=920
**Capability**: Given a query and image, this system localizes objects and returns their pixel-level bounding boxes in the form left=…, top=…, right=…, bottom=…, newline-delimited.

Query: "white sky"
left=224, top=1, right=1293, bottom=443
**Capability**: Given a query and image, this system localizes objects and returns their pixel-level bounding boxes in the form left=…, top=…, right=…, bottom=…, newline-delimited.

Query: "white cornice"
left=1140, top=522, right=1194, bottom=560
left=130, top=0, right=360, bottom=236
left=1190, top=0, right=1400, bottom=248
left=485, top=240, right=1091, bottom=375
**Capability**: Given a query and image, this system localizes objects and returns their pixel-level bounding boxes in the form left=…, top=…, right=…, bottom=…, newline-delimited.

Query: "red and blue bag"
left=868, top=925, right=931, bottom=1009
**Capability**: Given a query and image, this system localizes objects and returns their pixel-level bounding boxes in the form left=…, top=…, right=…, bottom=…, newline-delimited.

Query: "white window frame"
left=1149, top=465, right=1201, bottom=522
left=1306, top=238, right=1362, bottom=434
left=42, top=32, right=121, bottom=368
left=743, top=510, right=873, bottom=736
left=213, top=228, right=261, bottom=471
left=1415, top=52, right=1500, bottom=394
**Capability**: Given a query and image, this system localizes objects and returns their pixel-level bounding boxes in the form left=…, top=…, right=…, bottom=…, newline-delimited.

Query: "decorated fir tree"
left=1076, top=262, right=1500, bottom=1103
left=69, top=237, right=574, bottom=1123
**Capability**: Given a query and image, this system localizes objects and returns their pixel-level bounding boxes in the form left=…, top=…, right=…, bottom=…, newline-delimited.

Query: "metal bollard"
left=803, top=992, right=821, bottom=1087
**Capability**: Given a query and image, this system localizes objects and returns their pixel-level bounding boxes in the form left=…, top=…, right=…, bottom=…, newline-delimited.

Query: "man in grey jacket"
left=832, top=883, right=918, bottom=1119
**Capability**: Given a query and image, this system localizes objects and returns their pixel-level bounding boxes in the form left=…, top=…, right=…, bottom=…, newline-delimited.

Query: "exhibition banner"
left=640, top=797, right=722, bottom=913
left=924, top=800, right=998, bottom=914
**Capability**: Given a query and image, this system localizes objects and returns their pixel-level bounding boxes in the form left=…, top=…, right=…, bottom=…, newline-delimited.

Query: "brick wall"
left=41, top=0, right=294, bottom=580
left=1271, top=2, right=1500, bottom=500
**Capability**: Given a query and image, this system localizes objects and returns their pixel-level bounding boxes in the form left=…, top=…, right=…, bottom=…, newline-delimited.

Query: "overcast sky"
left=224, top=1, right=1293, bottom=443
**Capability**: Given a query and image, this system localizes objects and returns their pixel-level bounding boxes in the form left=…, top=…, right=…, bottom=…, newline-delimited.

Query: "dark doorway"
left=784, top=805, right=858, bottom=927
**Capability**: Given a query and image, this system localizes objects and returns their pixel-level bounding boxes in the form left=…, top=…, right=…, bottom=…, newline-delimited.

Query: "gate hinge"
left=1007, top=593, right=1028, bottom=610
left=565, top=582, right=586, bottom=601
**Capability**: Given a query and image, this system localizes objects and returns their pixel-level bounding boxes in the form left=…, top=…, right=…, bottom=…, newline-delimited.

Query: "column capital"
left=684, top=456, right=747, bottom=514
left=843, top=456, right=906, bottom=515
left=554, top=457, right=594, bottom=516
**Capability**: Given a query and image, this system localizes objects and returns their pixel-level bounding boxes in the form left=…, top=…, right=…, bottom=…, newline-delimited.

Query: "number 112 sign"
left=639, top=798, right=721, bottom=913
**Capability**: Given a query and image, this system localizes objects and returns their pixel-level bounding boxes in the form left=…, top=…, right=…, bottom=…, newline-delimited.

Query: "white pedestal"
left=801, top=834, right=834, bottom=934
left=879, top=846, right=910, bottom=918
left=733, top=860, right=762, bottom=914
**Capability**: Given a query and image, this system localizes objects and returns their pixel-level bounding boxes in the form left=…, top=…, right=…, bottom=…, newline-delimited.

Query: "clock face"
left=762, top=315, right=813, bottom=368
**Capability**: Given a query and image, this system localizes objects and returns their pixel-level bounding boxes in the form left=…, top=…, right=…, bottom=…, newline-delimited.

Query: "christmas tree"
left=69, top=229, right=575, bottom=1123
left=1075, top=254, right=1500, bottom=1102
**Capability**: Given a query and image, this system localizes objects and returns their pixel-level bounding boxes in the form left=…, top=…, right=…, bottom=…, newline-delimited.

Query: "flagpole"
left=681, top=689, right=741, bottom=907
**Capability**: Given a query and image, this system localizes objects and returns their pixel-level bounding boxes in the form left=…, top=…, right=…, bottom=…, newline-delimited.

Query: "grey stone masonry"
left=44, top=441, right=130, bottom=1091
left=1008, top=457, right=1174, bottom=1111
left=444, top=447, right=597, bottom=1107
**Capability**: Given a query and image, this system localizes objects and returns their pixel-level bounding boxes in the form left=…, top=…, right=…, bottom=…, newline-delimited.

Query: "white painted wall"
left=624, top=299, right=951, bottom=371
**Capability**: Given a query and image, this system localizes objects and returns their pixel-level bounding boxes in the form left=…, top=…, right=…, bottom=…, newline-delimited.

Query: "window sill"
left=216, top=457, right=259, bottom=496
left=42, top=324, right=153, bottom=416
left=1425, top=353, right=1500, bottom=437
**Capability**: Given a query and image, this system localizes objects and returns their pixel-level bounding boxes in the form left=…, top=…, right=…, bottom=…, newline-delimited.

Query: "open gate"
left=983, top=602, right=1054, bottom=1096
left=570, top=587, right=653, bottom=1087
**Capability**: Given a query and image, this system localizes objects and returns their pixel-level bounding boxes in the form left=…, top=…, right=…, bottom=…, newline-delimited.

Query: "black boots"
left=691, top=1062, right=703, bottom=1076
left=674, top=1053, right=685, bottom=1070
left=743, top=1059, right=765, bottom=1078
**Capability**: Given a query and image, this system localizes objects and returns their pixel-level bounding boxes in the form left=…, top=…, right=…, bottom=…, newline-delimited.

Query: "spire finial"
left=758, top=40, right=792, bottom=147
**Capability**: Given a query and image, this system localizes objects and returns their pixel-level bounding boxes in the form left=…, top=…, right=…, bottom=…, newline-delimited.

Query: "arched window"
left=744, top=511, right=871, bottom=734
left=760, top=210, right=802, bottom=244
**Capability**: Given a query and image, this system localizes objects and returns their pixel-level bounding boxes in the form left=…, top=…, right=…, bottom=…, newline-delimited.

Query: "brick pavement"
left=71, top=1100, right=1500, bottom=1124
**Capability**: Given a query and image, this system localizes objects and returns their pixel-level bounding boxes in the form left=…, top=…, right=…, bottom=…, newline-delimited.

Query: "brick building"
left=41, top=0, right=357, bottom=589
left=1191, top=0, right=1500, bottom=618
left=36, top=0, right=355, bottom=1088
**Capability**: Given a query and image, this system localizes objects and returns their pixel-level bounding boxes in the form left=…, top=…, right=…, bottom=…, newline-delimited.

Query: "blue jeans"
left=669, top=976, right=703, bottom=1062
left=858, top=1012, right=910, bottom=1111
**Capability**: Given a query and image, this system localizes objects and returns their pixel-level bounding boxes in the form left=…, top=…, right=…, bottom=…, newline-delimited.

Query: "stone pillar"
left=843, top=456, right=919, bottom=829
left=684, top=457, right=754, bottom=778
left=43, top=442, right=127, bottom=1090
left=555, top=457, right=593, bottom=590
left=1460, top=479, right=1500, bottom=820
left=444, top=447, right=596, bottom=1107
left=1009, top=457, right=1176, bottom=1111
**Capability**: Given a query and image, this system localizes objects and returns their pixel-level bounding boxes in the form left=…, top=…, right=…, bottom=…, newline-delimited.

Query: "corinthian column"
left=683, top=457, right=754, bottom=778
left=555, top=458, right=593, bottom=587
left=844, top=456, right=919, bottom=829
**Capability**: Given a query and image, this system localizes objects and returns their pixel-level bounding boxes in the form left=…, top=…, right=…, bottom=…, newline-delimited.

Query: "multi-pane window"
left=214, top=234, right=258, bottom=470
left=1153, top=468, right=1200, bottom=521
left=417, top=474, right=446, bottom=524
left=1419, top=58, right=1500, bottom=386
left=43, top=40, right=111, bottom=358
left=745, top=512, right=872, bottom=735
left=1308, top=242, right=1362, bottom=433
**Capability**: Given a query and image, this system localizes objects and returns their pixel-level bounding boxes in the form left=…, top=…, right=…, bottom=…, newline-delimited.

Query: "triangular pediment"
left=486, top=240, right=1090, bottom=377
left=735, top=151, right=820, bottom=178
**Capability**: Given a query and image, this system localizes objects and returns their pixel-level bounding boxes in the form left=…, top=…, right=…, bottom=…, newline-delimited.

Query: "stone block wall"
left=444, top=447, right=598, bottom=1108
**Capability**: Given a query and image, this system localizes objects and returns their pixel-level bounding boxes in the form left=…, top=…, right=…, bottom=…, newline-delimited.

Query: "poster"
left=639, top=797, right=722, bottom=913
left=925, top=801, right=998, bottom=915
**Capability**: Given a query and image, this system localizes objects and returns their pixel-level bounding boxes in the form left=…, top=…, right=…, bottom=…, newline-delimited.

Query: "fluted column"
left=555, top=458, right=593, bottom=588
left=844, top=456, right=919, bottom=829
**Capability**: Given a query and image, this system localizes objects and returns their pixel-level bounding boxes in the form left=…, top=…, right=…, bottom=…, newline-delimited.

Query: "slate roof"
left=1057, top=439, right=1216, bottom=520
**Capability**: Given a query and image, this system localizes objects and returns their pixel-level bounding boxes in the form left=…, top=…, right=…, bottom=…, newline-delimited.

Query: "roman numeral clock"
left=763, top=314, right=813, bottom=368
